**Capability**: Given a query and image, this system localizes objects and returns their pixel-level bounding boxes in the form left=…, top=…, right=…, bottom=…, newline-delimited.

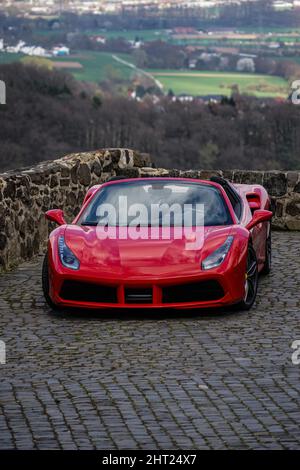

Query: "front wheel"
left=236, top=244, right=258, bottom=311
left=42, top=254, right=60, bottom=311
left=261, top=225, right=271, bottom=275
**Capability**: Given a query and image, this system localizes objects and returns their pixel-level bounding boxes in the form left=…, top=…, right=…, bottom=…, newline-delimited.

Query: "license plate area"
left=125, top=288, right=153, bottom=304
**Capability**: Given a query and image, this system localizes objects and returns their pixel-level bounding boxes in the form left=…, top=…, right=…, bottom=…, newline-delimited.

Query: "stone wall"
left=0, top=149, right=151, bottom=271
left=0, top=148, right=299, bottom=271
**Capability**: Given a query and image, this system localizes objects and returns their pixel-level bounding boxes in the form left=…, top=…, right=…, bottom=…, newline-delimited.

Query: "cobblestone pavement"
left=0, top=232, right=299, bottom=450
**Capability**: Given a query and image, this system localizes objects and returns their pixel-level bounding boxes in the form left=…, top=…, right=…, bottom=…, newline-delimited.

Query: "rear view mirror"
left=246, top=210, right=272, bottom=231
left=45, top=209, right=66, bottom=226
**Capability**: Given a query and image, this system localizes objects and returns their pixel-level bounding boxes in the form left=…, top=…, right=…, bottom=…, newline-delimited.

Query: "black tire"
left=236, top=244, right=258, bottom=311
left=42, top=254, right=60, bottom=310
left=261, top=225, right=272, bottom=275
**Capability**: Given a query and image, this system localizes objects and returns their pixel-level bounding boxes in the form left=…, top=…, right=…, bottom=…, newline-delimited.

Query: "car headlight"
left=201, top=236, right=234, bottom=270
left=58, top=235, right=80, bottom=270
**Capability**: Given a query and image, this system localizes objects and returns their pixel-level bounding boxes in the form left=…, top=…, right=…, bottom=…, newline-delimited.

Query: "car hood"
left=64, top=225, right=233, bottom=279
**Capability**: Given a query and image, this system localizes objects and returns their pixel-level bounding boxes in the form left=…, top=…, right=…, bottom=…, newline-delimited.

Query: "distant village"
left=0, top=38, right=70, bottom=58
left=0, top=0, right=300, bottom=17
left=0, top=0, right=295, bottom=105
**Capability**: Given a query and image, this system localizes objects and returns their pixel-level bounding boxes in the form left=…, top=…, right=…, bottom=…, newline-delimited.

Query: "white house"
left=52, top=45, right=70, bottom=57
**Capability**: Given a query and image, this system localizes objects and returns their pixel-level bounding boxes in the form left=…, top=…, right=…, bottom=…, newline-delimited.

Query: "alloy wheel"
left=244, top=245, right=258, bottom=307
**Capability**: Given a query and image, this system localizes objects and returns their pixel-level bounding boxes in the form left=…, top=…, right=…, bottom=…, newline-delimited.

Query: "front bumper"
left=48, top=262, right=246, bottom=311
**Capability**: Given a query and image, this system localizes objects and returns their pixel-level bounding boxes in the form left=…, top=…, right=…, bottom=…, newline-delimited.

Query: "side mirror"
left=45, top=209, right=66, bottom=226
left=246, top=210, right=273, bottom=231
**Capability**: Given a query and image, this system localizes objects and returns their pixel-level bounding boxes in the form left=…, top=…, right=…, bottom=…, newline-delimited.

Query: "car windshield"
left=79, top=181, right=232, bottom=227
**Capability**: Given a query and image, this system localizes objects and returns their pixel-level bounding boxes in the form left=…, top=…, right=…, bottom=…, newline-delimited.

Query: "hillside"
left=0, top=62, right=300, bottom=172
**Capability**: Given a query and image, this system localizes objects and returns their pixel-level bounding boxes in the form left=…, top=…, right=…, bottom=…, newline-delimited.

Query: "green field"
left=0, top=51, right=289, bottom=98
left=86, top=28, right=169, bottom=42
left=55, top=52, right=288, bottom=98
left=50, top=51, right=136, bottom=82
left=0, top=50, right=136, bottom=82
left=0, top=50, right=138, bottom=83
left=149, top=70, right=289, bottom=98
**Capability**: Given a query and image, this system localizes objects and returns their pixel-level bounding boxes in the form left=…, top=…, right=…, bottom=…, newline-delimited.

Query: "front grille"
left=162, top=280, right=224, bottom=303
left=125, top=288, right=153, bottom=304
left=60, top=280, right=117, bottom=303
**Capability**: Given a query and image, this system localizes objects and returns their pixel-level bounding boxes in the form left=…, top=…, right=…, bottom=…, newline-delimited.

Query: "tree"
left=20, top=56, right=54, bottom=71
left=199, top=142, right=219, bottom=168
left=236, top=58, right=255, bottom=73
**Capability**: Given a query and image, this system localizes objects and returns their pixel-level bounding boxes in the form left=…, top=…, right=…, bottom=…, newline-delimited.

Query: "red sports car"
left=42, top=177, right=272, bottom=311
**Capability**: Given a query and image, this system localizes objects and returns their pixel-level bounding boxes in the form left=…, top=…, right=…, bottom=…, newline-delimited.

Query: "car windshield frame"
left=78, top=180, right=234, bottom=228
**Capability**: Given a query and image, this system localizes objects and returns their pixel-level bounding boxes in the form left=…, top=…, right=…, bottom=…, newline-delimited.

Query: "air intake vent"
left=60, top=280, right=117, bottom=303
left=162, top=281, right=224, bottom=303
